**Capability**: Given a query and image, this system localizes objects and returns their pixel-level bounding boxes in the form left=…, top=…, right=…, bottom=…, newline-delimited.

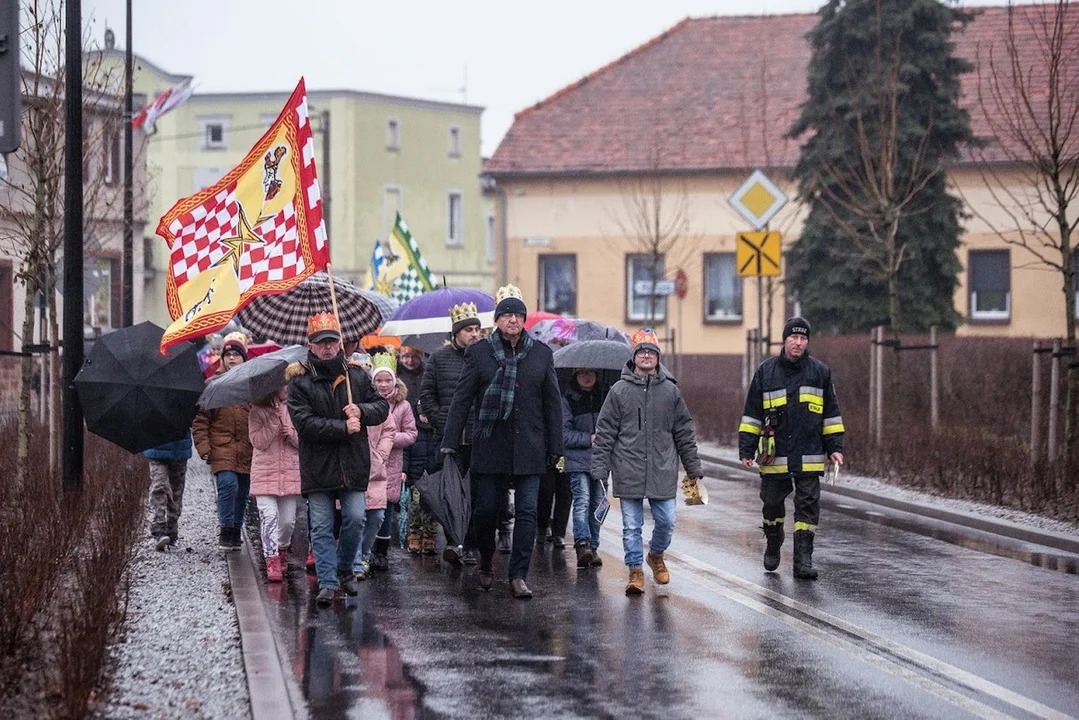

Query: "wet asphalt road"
left=258, top=464, right=1079, bottom=719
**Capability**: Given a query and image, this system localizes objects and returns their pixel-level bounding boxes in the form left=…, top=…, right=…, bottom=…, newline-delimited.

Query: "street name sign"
left=634, top=279, right=675, bottom=296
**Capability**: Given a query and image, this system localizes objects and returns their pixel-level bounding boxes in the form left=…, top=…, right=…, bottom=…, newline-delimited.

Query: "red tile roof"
left=485, top=5, right=1077, bottom=177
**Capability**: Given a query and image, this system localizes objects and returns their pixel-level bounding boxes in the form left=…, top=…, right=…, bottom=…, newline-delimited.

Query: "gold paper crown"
left=449, top=302, right=479, bottom=324
left=371, top=352, right=397, bottom=375
left=495, top=284, right=524, bottom=304
left=631, top=328, right=660, bottom=349
left=306, top=312, right=341, bottom=337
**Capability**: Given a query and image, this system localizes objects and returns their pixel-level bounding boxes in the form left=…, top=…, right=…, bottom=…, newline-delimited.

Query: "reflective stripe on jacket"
left=738, top=352, right=844, bottom=474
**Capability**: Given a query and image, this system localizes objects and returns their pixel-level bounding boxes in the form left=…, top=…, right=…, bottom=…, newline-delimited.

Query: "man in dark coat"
left=441, top=285, right=564, bottom=599
left=420, top=301, right=485, bottom=564
left=287, top=313, right=389, bottom=606
left=739, top=316, right=844, bottom=580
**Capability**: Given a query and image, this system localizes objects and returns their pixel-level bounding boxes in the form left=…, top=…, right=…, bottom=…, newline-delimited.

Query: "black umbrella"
left=74, top=321, right=204, bottom=454
left=413, top=460, right=471, bottom=547
left=553, top=340, right=632, bottom=371
left=198, top=344, right=307, bottom=410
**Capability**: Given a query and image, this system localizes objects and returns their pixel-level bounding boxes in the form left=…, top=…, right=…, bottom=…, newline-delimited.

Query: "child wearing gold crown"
left=590, top=328, right=703, bottom=596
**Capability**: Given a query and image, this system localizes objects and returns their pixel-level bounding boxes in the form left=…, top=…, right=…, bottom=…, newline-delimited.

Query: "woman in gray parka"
left=590, top=328, right=703, bottom=596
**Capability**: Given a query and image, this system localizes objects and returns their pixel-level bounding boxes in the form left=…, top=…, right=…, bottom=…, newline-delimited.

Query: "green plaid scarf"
left=477, top=330, right=533, bottom=438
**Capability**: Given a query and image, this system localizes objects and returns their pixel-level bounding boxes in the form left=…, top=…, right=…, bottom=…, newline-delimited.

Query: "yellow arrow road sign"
left=736, top=232, right=781, bottom=277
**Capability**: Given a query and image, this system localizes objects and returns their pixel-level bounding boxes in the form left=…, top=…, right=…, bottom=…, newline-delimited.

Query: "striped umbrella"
left=237, top=272, right=383, bottom=345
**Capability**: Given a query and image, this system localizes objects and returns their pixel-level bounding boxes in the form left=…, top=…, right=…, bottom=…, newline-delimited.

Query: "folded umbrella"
left=198, top=344, right=308, bottom=410
left=74, top=321, right=204, bottom=454
left=412, top=459, right=471, bottom=548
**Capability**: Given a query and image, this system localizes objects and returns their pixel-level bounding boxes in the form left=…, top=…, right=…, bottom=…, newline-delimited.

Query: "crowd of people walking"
left=145, top=285, right=844, bottom=604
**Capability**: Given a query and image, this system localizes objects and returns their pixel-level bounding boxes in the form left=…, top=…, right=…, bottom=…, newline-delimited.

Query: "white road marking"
left=599, top=525, right=1071, bottom=720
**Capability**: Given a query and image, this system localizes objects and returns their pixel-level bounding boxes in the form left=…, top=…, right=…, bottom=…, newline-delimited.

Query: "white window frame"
left=446, top=190, right=463, bottom=247
left=968, top=249, right=1011, bottom=321
left=104, top=129, right=121, bottom=186
left=198, top=115, right=230, bottom=151
left=703, top=252, right=743, bottom=321
left=449, top=125, right=461, bottom=157
left=485, top=214, right=496, bottom=264
left=386, top=117, right=400, bottom=150
left=539, top=255, right=577, bottom=316
left=626, top=254, right=666, bottom=322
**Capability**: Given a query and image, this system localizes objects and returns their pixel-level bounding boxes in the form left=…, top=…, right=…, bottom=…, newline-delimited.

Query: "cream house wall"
left=497, top=166, right=1071, bottom=355
left=498, top=174, right=804, bottom=355
left=951, top=165, right=1069, bottom=338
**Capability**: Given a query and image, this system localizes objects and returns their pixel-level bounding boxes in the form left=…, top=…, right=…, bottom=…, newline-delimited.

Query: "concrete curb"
left=226, top=536, right=301, bottom=720
left=699, top=452, right=1079, bottom=555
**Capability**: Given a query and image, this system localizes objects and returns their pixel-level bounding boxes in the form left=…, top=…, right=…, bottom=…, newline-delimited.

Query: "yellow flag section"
left=156, top=79, right=329, bottom=353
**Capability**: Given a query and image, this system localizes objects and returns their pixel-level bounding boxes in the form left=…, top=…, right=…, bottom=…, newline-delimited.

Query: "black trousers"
left=536, top=469, right=571, bottom=538
left=760, top=473, right=821, bottom=528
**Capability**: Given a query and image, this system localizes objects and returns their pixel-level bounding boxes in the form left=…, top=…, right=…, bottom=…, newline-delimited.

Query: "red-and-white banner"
left=132, top=79, right=194, bottom=134
left=156, top=78, right=329, bottom=353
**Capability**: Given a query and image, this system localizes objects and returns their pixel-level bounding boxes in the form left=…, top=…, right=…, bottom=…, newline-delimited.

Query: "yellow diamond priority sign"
left=737, top=232, right=782, bottom=277
left=729, top=170, right=788, bottom=230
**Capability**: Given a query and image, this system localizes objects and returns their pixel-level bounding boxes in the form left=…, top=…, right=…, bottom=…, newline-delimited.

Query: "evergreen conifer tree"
left=787, top=0, right=978, bottom=333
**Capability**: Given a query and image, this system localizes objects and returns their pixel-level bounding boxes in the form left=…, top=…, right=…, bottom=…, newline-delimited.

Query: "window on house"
left=198, top=116, right=229, bottom=150
left=704, top=253, right=742, bottom=321
left=449, top=125, right=461, bottom=157
left=84, top=256, right=121, bottom=332
left=0, top=262, right=12, bottom=352
left=104, top=129, right=121, bottom=186
left=539, top=255, right=577, bottom=315
left=386, top=117, right=400, bottom=150
left=968, top=249, right=1010, bottom=320
left=485, top=214, right=496, bottom=264
left=446, top=191, right=463, bottom=246
left=626, top=254, right=666, bottom=322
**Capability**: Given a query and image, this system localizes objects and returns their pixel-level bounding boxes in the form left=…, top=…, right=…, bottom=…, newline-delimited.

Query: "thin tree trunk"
left=49, top=275, right=61, bottom=473
left=1060, top=220, right=1075, bottom=490
left=16, top=286, right=37, bottom=489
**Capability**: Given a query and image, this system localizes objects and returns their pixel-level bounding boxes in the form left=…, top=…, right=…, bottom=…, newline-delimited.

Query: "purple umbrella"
left=379, top=288, right=495, bottom=352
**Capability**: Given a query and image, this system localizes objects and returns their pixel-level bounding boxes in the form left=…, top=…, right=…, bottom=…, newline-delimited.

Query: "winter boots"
left=625, top=567, right=645, bottom=596
left=762, top=524, right=784, bottom=572
left=793, top=529, right=819, bottom=580
left=218, top=527, right=241, bottom=551
left=265, top=554, right=283, bottom=583
left=371, top=537, right=390, bottom=572
left=575, top=541, right=595, bottom=568
left=646, top=552, right=670, bottom=584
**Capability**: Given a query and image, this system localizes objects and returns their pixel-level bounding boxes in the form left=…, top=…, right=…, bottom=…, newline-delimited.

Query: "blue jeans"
left=215, top=471, right=250, bottom=529
left=354, top=508, right=385, bottom=571
left=569, top=472, right=604, bottom=549
left=474, top=473, right=540, bottom=581
left=620, top=497, right=676, bottom=568
left=307, top=490, right=366, bottom=591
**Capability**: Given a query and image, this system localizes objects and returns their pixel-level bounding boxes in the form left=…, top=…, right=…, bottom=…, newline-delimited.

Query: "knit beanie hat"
left=449, top=302, right=482, bottom=334
left=630, top=328, right=661, bottom=358
left=494, top=284, right=527, bottom=321
left=782, top=316, right=811, bottom=341
left=221, top=331, right=248, bottom=360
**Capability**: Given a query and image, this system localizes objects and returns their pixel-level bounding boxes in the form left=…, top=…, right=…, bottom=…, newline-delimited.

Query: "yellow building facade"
left=94, top=46, right=494, bottom=328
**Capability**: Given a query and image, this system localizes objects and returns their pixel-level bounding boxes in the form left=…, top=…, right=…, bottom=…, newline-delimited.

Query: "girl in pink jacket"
left=354, top=356, right=397, bottom=580
left=370, top=355, right=418, bottom=572
left=248, top=386, right=302, bottom=583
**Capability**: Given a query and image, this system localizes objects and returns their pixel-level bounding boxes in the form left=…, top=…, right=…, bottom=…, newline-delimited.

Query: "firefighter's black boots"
left=762, top=524, right=784, bottom=572
left=793, top=529, right=819, bottom=580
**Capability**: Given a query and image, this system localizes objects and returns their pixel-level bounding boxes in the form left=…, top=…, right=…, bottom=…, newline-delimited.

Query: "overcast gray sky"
left=83, top=0, right=1020, bottom=156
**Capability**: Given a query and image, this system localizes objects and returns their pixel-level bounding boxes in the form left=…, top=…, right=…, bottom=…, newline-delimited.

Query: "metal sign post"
left=730, top=170, right=787, bottom=363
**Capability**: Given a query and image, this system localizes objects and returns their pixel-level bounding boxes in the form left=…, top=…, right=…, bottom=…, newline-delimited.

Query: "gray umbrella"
left=198, top=344, right=308, bottom=410
left=552, top=340, right=632, bottom=371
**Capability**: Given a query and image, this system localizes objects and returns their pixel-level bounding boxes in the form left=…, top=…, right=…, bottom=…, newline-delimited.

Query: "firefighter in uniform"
left=738, top=317, right=844, bottom=579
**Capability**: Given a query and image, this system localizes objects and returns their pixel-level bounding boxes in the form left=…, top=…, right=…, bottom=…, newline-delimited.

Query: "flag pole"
left=325, top=262, right=354, bottom=404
